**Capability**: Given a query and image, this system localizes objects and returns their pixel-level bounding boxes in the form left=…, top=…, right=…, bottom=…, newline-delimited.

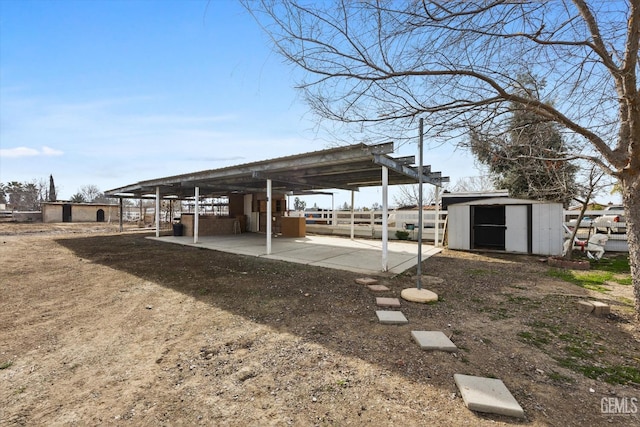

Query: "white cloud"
left=0, top=145, right=64, bottom=158
left=41, top=146, right=64, bottom=156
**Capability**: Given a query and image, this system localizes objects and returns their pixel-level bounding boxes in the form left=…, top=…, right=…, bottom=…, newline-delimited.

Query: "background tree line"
left=0, top=175, right=110, bottom=211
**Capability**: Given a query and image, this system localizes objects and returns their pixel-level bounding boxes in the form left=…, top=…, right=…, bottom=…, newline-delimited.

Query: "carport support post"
left=350, top=191, right=355, bottom=240
left=434, top=185, right=440, bottom=247
left=119, top=198, right=123, bottom=232
left=382, top=165, right=389, bottom=272
left=266, top=179, right=272, bottom=254
left=194, top=186, right=200, bottom=244
left=155, top=186, right=161, bottom=238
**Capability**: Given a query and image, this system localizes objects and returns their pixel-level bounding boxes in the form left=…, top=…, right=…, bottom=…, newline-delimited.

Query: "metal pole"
left=434, top=185, right=441, bottom=247
left=382, top=165, right=389, bottom=272
left=266, top=179, right=272, bottom=254
left=155, top=186, right=161, bottom=238
left=350, top=191, right=355, bottom=240
left=119, top=198, right=123, bottom=232
left=417, top=118, right=424, bottom=290
left=194, top=186, right=200, bottom=244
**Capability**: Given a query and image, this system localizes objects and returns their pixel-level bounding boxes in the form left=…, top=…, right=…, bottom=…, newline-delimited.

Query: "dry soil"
left=1, top=223, right=639, bottom=426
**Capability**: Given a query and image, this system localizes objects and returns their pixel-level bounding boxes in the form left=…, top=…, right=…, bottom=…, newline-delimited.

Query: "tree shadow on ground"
left=54, top=232, right=639, bottom=425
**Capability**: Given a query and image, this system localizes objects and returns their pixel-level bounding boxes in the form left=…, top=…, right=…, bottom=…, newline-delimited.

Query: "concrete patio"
left=149, top=233, right=442, bottom=276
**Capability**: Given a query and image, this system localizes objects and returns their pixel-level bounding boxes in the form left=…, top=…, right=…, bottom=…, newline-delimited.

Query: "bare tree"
left=564, top=166, right=609, bottom=260
left=450, top=176, right=496, bottom=193
left=78, top=185, right=104, bottom=203
left=245, top=0, right=640, bottom=314
left=393, top=184, right=439, bottom=208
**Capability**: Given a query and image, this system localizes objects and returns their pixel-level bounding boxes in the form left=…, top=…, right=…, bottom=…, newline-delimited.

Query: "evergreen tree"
left=48, top=175, right=57, bottom=202
left=469, top=76, right=578, bottom=206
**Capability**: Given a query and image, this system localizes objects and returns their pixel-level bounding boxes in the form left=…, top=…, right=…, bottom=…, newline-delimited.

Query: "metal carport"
left=105, top=142, right=447, bottom=272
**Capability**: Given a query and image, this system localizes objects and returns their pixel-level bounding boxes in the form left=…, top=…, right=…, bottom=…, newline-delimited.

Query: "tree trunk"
left=622, top=173, right=640, bottom=317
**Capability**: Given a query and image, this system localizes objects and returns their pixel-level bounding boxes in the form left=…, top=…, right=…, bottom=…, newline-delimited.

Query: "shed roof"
left=449, top=197, right=562, bottom=206
left=105, top=142, right=448, bottom=199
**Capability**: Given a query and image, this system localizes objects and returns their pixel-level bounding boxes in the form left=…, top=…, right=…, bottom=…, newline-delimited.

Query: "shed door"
left=62, top=204, right=72, bottom=222
left=96, top=209, right=105, bottom=222
left=471, top=206, right=505, bottom=250
left=505, top=205, right=530, bottom=253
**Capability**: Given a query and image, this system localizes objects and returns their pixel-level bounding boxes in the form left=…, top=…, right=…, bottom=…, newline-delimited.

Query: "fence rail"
left=299, top=209, right=629, bottom=251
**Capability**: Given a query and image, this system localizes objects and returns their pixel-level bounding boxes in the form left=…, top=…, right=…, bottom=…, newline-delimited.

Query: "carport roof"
left=104, top=142, right=448, bottom=199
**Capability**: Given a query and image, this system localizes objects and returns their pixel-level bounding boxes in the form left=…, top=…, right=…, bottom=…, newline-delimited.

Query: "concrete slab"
left=368, top=284, right=390, bottom=292
left=149, top=234, right=442, bottom=276
left=376, top=310, right=408, bottom=325
left=376, top=297, right=401, bottom=308
left=411, top=331, right=457, bottom=352
left=454, top=374, right=525, bottom=419
left=401, top=287, right=438, bottom=303
left=356, top=278, right=378, bottom=285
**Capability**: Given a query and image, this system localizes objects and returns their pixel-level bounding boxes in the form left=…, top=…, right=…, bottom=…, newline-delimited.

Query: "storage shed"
left=42, top=202, right=120, bottom=223
left=447, top=197, right=564, bottom=256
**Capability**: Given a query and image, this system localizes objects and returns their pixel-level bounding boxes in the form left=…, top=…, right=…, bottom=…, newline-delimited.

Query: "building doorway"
left=471, top=205, right=506, bottom=250
left=62, top=204, right=72, bottom=222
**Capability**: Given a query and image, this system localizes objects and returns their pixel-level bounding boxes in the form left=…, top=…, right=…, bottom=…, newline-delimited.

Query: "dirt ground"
left=1, top=223, right=639, bottom=426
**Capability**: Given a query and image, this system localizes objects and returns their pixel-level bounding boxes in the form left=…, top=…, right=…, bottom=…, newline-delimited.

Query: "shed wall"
left=446, top=201, right=563, bottom=256
left=531, top=203, right=564, bottom=256
left=447, top=205, right=470, bottom=250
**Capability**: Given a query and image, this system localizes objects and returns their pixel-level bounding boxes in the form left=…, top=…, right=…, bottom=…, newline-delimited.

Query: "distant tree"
left=450, top=176, right=496, bottom=193
left=69, top=193, right=86, bottom=203
left=293, top=197, right=306, bottom=211
left=371, top=202, right=381, bottom=211
left=393, top=184, right=439, bottom=208
left=4, top=181, right=40, bottom=210
left=78, top=185, right=103, bottom=203
left=340, top=202, right=351, bottom=210
left=48, top=175, right=57, bottom=202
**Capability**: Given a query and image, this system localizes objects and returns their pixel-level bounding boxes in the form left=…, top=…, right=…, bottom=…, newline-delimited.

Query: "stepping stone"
left=376, top=310, right=408, bottom=325
left=368, top=284, right=389, bottom=292
left=376, top=297, right=401, bottom=308
left=401, top=287, right=438, bottom=303
left=454, top=374, right=525, bottom=419
left=411, top=331, right=457, bottom=352
left=355, top=277, right=378, bottom=285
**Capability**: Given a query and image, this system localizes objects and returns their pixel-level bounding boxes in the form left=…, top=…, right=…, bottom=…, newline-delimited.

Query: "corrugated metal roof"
left=105, top=142, right=448, bottom=199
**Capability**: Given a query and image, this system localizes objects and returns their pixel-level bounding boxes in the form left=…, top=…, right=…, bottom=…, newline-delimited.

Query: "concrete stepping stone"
left=401, top=287, right=438, bottom=303
left=411, top=331, right=457, bottom=352
left=453, top=374, right=525, bottom=419
left=368, top=284, right=389, bottom=292
left=376, top=310, right=408, bottom=325
left=376, top=297, right=401, bottom=308
left=355, top=277, right=378, bottom=285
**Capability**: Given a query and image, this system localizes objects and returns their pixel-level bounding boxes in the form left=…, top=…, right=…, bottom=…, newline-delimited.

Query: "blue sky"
left=0, top=0, right=478, bottom=208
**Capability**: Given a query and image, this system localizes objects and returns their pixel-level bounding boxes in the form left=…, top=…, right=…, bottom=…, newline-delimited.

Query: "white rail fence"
left=298, top=209, right=629, bottom=252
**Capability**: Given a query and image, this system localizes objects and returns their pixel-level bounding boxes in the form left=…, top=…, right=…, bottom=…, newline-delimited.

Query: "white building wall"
left=447, top=204, right=470, bottom=250
left=532, top=203, right=564, bottom=256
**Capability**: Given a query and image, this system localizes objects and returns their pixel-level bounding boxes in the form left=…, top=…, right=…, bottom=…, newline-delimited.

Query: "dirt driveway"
left=1, top=223, right=639, bottom=426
